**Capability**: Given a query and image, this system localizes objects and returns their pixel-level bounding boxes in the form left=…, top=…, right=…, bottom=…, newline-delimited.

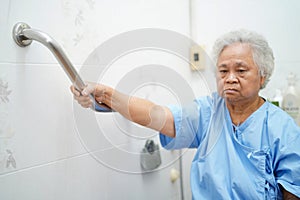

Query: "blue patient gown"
left=160, top=93, right=300, bottom=199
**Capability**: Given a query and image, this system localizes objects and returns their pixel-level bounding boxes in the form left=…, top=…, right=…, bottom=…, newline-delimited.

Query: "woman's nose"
left=226, top=73, right=238, bottom=83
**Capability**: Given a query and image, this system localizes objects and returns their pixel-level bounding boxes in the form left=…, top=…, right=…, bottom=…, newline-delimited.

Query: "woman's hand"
left=282, top=187, right=300, bottom=200
left=70, top=83, right=97, bottom=108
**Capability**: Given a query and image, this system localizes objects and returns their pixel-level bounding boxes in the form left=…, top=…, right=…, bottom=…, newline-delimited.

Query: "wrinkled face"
left=216, top=43, right=265, bottom=103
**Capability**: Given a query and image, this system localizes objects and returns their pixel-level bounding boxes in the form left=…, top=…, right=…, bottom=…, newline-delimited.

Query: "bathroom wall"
left=192, top=0, right=300, bottom=101
left=1, top=0, right=299, bottom=200
left=0, top=0, right=193, bottom=199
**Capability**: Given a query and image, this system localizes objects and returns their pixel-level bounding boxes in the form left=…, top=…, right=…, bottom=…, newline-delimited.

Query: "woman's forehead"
left=218, top=43, right=254, bottom=64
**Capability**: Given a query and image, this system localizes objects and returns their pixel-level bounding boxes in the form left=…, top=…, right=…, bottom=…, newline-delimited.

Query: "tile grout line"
left=0, top=143, right=127, bottom=178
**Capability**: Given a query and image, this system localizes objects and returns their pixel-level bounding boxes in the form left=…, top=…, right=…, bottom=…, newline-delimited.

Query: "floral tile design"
left=0, top=79, right=12, bottom=104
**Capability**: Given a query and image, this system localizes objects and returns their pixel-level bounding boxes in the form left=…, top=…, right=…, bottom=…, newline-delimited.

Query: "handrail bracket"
left=12, top=22, right=33, bottom=47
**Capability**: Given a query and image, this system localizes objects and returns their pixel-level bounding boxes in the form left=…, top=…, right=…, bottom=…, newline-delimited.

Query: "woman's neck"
left=226, top=96, right=264, bottom=126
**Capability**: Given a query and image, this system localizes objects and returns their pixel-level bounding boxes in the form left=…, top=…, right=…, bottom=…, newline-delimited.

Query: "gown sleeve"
left=159, top=96, right=213, bottom=150
left=273, top=117, right=300, bottom=197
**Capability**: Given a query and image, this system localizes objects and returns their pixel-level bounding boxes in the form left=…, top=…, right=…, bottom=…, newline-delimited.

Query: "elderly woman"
left=71, top=30, right=300, bottom=199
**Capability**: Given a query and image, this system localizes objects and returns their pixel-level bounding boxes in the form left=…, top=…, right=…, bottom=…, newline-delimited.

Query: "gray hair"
left=211, top=29, right=274, bottom=89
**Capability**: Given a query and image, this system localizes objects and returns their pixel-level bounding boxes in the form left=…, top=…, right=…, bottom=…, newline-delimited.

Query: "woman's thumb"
left=82, top=83, right=95, bottom=96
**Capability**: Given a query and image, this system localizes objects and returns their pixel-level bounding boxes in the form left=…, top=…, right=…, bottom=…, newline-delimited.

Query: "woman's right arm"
left=70, top=83, right=176, bottom=138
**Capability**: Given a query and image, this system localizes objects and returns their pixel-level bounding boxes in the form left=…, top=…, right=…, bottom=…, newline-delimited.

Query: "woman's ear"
left=260, top=76, right=266, bottom=89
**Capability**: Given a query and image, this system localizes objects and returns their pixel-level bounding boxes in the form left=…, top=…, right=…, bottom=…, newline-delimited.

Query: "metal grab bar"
left=12, top=22, right=112, bottom=112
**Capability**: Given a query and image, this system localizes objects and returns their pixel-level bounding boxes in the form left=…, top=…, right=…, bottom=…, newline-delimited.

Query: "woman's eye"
left=238, top=69, right=246, bottom=73
left=219, top=70, right=227, bottom=74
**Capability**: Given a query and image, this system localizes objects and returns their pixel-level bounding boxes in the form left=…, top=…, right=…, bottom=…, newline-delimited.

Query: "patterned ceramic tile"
left=6, top=149, right=16, bottom=169
left=0, top=79, right=12, bottom=104
left=61, top=0, right=95, bottom=47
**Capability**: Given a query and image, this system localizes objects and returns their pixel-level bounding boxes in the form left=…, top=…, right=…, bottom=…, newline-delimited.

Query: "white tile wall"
left=5, top=0, right=190, bottom=65
left=0, top=63, right=86, bottom=171
left=0, top=0, right=191, bottom=199
left=193, top=0, right=300, bottom=60
left=0, top=155, right=110, bottom=200
left=106, top=163, right=181, bottom=200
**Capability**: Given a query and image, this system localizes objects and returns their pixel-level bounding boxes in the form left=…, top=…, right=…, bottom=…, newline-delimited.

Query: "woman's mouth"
left=223, top=88, right=238, bottom=94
